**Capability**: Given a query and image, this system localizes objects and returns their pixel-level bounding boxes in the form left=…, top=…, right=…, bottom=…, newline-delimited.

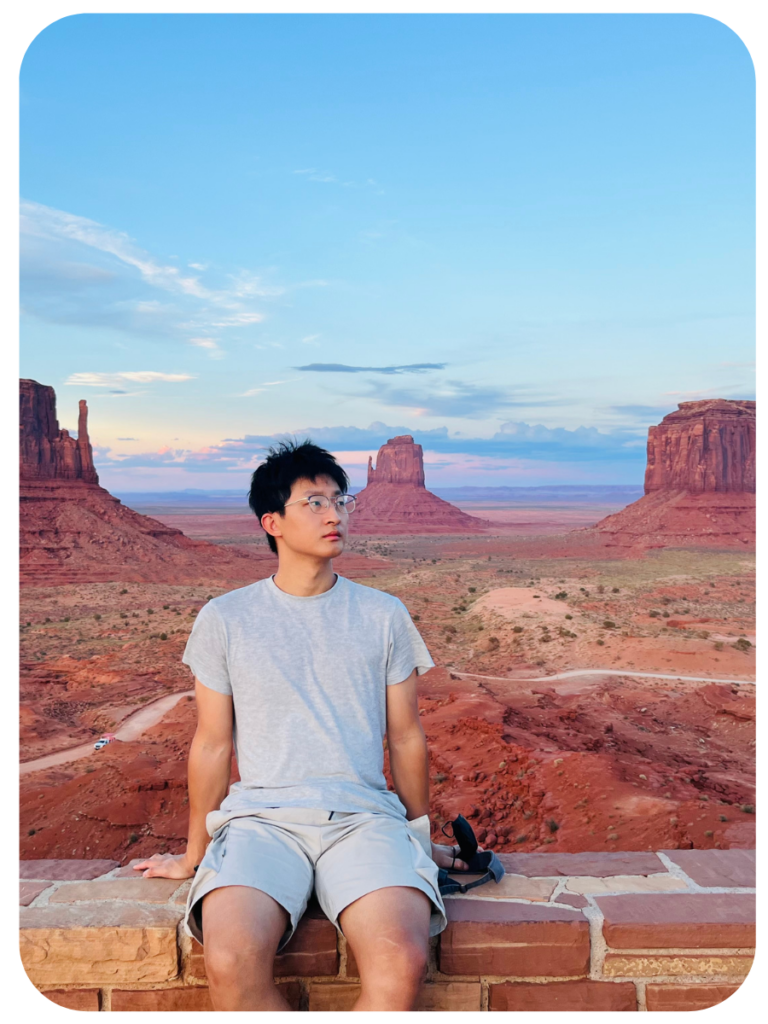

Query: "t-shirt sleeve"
left=181, top=601, right=232, bottom=695
left=386, top=599, right=435, bottom=686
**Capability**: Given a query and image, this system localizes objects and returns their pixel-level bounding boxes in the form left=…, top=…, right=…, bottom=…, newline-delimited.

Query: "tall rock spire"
left=19, top=379, right=99, bottom=484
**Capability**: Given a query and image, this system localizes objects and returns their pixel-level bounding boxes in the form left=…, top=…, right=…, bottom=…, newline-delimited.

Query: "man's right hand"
left=131, top=852, right=198, bottom=879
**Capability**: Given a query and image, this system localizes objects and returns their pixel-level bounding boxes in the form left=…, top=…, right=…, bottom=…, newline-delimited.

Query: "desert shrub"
left=515, top=834, right=528, bottom=843
left=128, top=833, right=138, bottom=844
left=44, top=617, right=51, bottom=623
left=445, top=625, right=457, bottom=635
left=603, top=620, right=616, bottom=628
left=612, top=587, right=620, bottom=593
left=596, top=639, right=605, bottom=646
left=565, top=614, right=573, bottom=620
left=93, top=614, right=101, bottom=621
left=468, top=586, right=476, bottom=593
left=163, top=604, right=169, bottom=609
left=120, top=588, right=128, bottom=594
left=206, top=595, right=213, bottom=601
left=649, top=610, right=660, bottom=617
left=597, top=584, right=605, bottom=594
left=733, top=638, right=752, bottom=652
left=546, top=819, right=560, bottom=833
left=740, top=804, right=755, bottom=814
left=147, top=608, right=154, bottom=614
left=63, top=616, right=70, bottom=622
left=713, top=641, right=724, bottom=651
left=662, top=611, right=670, bottom=618
left=160, top=633, right=168, bottom=641
left=513, top=626, right=524, bottom=633
left=488, top=635, right=499, bottom=646
left=554, top=591, right=567, bottom=600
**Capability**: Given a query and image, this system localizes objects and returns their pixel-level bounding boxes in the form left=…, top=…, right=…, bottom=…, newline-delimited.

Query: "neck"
left=272, top=551, right=337, bottom=596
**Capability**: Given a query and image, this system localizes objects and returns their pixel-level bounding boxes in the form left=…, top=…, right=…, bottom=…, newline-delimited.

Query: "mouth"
left=323, top=532, right=342, bottom=540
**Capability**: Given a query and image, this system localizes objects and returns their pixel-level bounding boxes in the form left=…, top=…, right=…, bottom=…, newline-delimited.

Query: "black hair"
left=248, top=438, right=350, bottom=554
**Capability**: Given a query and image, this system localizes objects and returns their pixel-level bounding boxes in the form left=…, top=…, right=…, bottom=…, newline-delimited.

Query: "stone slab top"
left=595, top=892, right=756, bottom=928
left=20, top=902, right=185, bottom=930
left=48, top=878, right=184, bottom=904
left=661, top=849, right=756, bottom=888
left=446, top=900, right=585, bottom=924
left=20, top=881, right=50, bottom=907
left=497, top=851, right=665, bottom=877
left=20, top=859, right=119, bottom=881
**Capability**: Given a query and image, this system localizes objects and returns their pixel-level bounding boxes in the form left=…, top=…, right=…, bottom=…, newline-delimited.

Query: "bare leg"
left=201, top=885, right=293, bottom=1010
left=339, top=886, right=431, bottom=1011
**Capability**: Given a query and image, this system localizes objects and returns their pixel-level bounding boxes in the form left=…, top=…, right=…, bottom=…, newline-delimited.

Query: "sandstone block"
left=661, top=849, right=755, bottom=888
left=49, top=877, right=182, bottom=903
left=20, top=882, right=50, bottom=906
left=489, top=980, right=637, bottom=1011
left=597, top=893, right=755, bottom=949
left=308, top=983, right=361, bottom=1011
left=20, top=903, right=182, bottom=985
left=439, top=900, right=589, bottom=977
left=555, top=893, right=589, bottom=909
left=39, top=989, right=100, bottom=1010
left=645, top=983, right=744, bottom=1011
left=565, top=874, right=686, bottom=895
left=309, top=982, right=480, bottom=1011
left=446, top=875, right=556, bottom=901
left=111, top=988, right=214, bottom=1011
left=20, top=859, right=118, bottom=881
left=603, top=954, right=754, bottom=978
left=499, top=852, right=665, bottom=878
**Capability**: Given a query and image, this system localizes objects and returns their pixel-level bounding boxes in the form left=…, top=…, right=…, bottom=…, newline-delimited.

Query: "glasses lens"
left=306, top=495, right=356, bottom=513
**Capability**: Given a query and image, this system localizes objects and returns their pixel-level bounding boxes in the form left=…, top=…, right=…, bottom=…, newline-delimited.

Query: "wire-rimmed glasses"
left=283, top=494, right=356, bottom=514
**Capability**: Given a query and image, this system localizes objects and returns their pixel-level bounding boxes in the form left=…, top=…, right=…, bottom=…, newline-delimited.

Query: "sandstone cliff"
left=644, top=400, right=755, bottom=495
left=20, top=379, right=255, bottom=585
left=20, top=380, right=99, bottom=484
left=353, top=435, right=489, bottom=534
left=586, top=400, right=756, bottom=550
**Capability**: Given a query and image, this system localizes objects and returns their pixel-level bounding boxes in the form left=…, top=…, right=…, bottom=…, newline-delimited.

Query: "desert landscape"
left=20, top=386, right=755, bottom=865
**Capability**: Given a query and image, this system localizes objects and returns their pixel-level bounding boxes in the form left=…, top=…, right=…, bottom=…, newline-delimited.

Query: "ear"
left=260, top=511, right=283, bottom=541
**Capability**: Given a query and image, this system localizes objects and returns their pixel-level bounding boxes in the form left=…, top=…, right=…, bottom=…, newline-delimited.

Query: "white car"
left=94, top=738, right=110, bottom=750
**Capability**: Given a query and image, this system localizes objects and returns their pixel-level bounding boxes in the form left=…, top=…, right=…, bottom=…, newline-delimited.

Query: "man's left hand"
left=431, top=840, right=471, bottom=871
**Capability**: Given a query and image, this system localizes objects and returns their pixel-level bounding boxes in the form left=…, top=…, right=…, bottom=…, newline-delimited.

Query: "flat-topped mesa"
left=20, top=379, right=99, bottom=485
left=354, top=435, right=489, bottom=535
left=644, top=400, right=755, bottom=495
left=584, top=399, right=756, bottom=551
left=367, top=435, right=426, bottom=487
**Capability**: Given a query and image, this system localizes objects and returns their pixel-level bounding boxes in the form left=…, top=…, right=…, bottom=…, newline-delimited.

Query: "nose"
left=324, top=504, right=342, bottom=525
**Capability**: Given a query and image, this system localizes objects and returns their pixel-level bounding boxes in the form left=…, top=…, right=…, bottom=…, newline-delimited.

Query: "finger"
left=454, top=859, right=468, bottom=871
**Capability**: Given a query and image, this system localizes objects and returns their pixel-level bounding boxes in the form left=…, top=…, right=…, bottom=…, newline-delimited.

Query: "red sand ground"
left=20, top=513, right=755, bottom=863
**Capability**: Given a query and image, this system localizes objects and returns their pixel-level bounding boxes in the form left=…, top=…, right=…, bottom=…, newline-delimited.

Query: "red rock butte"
left=586, top=400, right=755, bottom=550
left=19, top=379, right=255, bottom=585
left=351, top=435, right=489, bottom=535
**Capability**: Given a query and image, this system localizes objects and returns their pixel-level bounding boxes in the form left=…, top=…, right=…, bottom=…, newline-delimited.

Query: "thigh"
left=314, top=813, right=443, bottom=937
left=202, top=885, right=289, bottom=965
left=188, top=817, right=315, bottom=952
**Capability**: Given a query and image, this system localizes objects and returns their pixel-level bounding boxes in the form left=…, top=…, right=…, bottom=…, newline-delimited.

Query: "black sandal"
left=438, top=815, right=505, bottom=896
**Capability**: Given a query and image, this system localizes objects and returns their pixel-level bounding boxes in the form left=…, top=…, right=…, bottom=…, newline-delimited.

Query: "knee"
left=363, top=938, right=428, bottom=988
left=204, top=937, right=275, bottom=988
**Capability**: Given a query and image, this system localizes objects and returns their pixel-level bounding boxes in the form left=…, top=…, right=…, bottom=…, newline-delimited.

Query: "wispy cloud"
left=236, top=378, right=297, bottom=397
left=349, top=379, right=569, bottom=418
left=64, top=371, right=195, bottom=387
left=292, top=168, right=383, bottom=192
left=188, top=337, right=224, bottom=359
left=20, top=200, right=283, bottom=342
left=295, top=362, right=446, bottom=375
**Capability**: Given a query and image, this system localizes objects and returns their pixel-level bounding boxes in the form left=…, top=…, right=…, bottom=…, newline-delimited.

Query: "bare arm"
left=386, top=670, right=471, bottom=869
left=134, top=678, right=233, bottom=878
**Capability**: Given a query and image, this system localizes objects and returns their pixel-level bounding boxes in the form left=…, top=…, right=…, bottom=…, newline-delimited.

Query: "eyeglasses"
left=283, top=494, right=356, bottom=514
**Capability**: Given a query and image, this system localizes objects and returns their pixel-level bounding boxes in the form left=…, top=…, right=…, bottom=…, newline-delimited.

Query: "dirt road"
left=20, top=689, right=195, bottom=776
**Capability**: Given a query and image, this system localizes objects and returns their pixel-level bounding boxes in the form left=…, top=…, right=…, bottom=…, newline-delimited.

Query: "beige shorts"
left=184, top=808, right=447, bottom=952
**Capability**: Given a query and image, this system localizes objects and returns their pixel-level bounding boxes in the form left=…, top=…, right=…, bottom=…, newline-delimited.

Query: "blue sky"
left=20, top=13, right=755, bottom=490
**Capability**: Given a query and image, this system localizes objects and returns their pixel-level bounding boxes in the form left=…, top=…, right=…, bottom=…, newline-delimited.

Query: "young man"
left=134, top=440, right=469, bottom=1011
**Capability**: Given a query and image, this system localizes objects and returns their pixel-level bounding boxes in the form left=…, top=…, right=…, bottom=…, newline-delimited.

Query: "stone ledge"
left=20, top=850, right=755, bottom=1011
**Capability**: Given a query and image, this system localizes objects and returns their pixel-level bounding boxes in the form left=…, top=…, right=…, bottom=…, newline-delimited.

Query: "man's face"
left=265, top=474, right=349, bottom=559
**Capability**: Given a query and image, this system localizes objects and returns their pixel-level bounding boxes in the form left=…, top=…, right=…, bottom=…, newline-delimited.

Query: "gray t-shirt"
left=182, top=573, right=434, bottom=828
